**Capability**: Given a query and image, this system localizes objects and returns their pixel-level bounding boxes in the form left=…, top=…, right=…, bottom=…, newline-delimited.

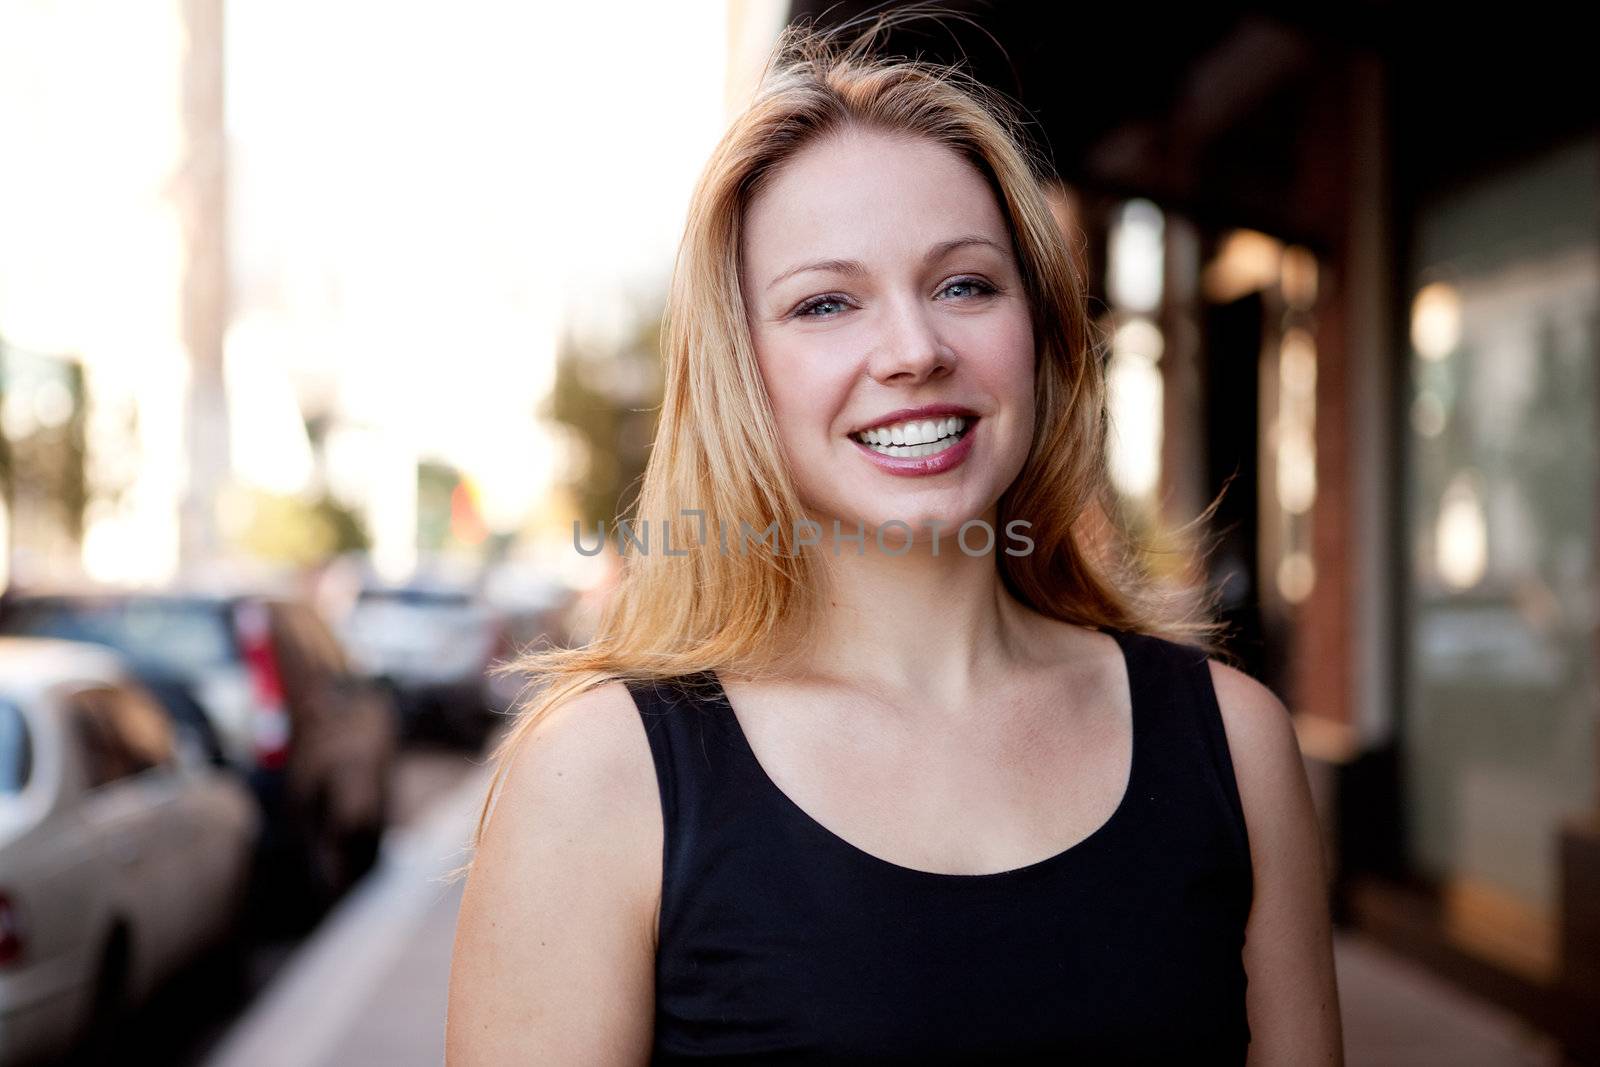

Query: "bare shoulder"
left=465, top=677, right=662, bottom=916
left=1205, top=658, right=1305, bottom=811
left=489, top=679, right=661, bottom=824
left=469, top=678, right=664, bottom=881
left=1206, top=658, right=1344, bottom=1064
left=447, top=679, right=661, bottom=1064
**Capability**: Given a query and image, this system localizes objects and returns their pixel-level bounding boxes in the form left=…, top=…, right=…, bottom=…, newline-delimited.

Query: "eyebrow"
left=764, top=234, right=1010, bottom=293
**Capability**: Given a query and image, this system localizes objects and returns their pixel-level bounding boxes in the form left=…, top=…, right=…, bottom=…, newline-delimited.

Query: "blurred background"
left=0, top=1, right=1594, bottom=1065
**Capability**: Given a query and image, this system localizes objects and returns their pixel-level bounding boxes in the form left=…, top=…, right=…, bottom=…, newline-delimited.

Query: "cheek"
left=755, top=346, right=806, bottom=437
left=756, top=338, right=854, bottom=441
left=954, top=309, right=1034, bottom=395
left=974, top=313, right=1037, bottom=460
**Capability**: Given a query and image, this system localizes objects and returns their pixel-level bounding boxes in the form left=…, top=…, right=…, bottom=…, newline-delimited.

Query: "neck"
left=773, top=505, right=1048, bottom=704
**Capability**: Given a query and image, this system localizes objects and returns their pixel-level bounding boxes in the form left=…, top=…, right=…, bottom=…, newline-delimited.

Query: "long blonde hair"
left=466, top=12, right=1232, bottom=854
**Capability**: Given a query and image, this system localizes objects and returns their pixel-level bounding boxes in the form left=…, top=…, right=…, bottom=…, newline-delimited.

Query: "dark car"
left=0, top=590, right=398, bottom=929
left=338, top=586, right=504, bottom=748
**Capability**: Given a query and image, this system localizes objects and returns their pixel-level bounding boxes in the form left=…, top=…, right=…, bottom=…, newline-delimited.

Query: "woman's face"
left=740, top=127, right=1036, bottom=544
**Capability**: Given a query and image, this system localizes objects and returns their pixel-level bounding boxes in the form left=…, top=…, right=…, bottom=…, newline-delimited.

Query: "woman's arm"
left=1209, top=660, right=1345, bottom=1066
left=446, top=681, right=662, bottom=1065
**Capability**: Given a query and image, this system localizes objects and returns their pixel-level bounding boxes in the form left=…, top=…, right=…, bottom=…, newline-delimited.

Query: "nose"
left=865, top=294, right=954, bottom=384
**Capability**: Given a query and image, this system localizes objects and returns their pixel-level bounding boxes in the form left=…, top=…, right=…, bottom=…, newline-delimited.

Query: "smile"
left=846, top=416, right=978, bottom=477
left=848, top=415, right=969, bottom=458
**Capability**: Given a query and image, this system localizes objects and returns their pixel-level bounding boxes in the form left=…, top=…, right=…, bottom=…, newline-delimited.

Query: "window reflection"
left=1402, top=135, right=1599, bottom=982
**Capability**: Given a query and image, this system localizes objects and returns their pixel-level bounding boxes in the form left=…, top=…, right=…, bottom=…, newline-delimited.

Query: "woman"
left=448, top=15, right=1342, bottom=1066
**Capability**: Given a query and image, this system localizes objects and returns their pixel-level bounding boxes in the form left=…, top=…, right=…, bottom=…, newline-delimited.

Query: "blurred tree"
left=228, top=486, right=370, bottom=565
left=0, top=339, right=89, bottom=569
left=543, top=307, right=664, bottom=530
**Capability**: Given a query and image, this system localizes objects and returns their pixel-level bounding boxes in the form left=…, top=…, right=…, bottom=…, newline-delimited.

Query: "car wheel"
left=201, top=916, right=255, bottom=1007
left=77, top=926, right=131, bottom=1062
left=342, top=821, right=383, bottom=881
left=345, top=757, right=392, bottom=881
left=289, top=792, right=347, bottom=929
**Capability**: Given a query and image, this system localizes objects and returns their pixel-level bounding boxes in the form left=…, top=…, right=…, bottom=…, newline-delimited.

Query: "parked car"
left=338, top=585, right=503, bottom=747
left=131, top=669, right=228, bottom=769
left=0, top=638, right=258, bottom=1067
left=0, top=590, right=398, bottom=927
left=482, top=579, right=580, bottom=723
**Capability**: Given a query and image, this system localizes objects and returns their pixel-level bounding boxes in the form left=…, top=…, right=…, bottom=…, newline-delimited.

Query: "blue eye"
left=793, top=295, right=850, bottom=318
left=939, top=277, right=997, bottom=300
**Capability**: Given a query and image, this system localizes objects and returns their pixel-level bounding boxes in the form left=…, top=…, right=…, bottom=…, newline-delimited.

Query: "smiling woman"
left=742, top=128, right=1034, bottom=501
left=446, top=9, right=1342, bottom=1066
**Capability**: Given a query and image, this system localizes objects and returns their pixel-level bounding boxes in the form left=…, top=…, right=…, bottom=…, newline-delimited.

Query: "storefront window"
left=1402, top=135, right=1600, bottom=981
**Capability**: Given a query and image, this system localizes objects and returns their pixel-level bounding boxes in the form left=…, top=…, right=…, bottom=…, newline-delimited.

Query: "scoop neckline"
left=702, top=625, right=1143, bottom=883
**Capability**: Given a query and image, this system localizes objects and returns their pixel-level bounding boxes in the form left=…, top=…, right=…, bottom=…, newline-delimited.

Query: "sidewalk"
left=205, top=765, right=490, bottom=1067
left=207, top=768, right=1567, bottom=1066
left=1336, top=935, right=1563, bottom=1066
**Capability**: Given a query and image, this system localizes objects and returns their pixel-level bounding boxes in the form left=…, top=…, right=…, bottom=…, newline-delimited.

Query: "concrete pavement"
left=205, top=762, right=490, bottom=1067
left=1336, top=936, right=1563, bottom=1066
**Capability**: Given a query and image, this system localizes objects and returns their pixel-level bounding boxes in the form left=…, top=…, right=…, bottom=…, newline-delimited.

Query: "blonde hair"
left=464, top=11, right=1232, bottom=857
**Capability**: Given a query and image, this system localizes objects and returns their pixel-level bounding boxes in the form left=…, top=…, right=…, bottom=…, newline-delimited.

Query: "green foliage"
left=0, top=338, right=89, bottom=544
left=228, top=486, right=370, bottom=564
left=543, top=308, right=664, bottom=529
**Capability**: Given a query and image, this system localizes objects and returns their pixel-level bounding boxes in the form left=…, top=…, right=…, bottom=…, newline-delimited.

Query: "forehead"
left=741, top=127, right=1011, bottom=276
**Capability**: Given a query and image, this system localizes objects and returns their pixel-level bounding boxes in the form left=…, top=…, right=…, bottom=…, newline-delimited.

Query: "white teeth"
left=853, top=415, right=971, bottom=457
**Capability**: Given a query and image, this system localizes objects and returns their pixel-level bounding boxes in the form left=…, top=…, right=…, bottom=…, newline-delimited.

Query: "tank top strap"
left=1104, top=626, right=1253, bottom=879
left=627, top=670, right=740, bottom=823
left=625, top=670, right=773, bottom=927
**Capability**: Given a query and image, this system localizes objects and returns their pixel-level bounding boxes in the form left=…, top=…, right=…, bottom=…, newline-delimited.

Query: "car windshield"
left=357, top=589, right=474, bottom=609
left=351, top=589, right=487, bottom=632
left=0, top=598, right=238, bottom=678
left=344, top=589, right=496, bottom=675
left=0, top=700, right=30, bottom=794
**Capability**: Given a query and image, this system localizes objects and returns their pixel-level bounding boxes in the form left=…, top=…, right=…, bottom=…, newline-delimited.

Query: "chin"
left=819, top=499, right=993, bottom=542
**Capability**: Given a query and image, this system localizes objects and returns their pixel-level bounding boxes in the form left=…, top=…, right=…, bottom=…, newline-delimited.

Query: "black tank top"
left=625, top=626, right=1253, bottom=1065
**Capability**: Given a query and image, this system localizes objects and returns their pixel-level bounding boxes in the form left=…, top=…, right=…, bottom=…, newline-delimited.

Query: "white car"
left=0, top=638, right=259, bottom=1066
